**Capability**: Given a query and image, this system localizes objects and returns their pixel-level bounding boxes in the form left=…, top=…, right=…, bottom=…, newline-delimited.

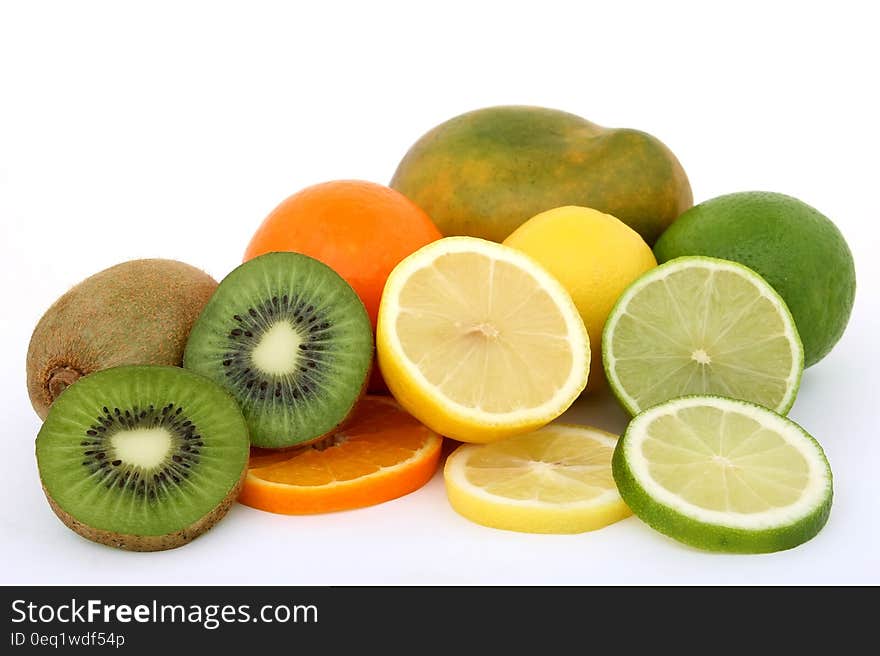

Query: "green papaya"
left=391, top=105, right=692, bottom=244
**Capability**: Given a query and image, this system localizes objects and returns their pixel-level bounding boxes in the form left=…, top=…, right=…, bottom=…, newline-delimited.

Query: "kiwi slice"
left=36, top=366, right=249, bottom=551
left=183, top=252, right=373, bottom=449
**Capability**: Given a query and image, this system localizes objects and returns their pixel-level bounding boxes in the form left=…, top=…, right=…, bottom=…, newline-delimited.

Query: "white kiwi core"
left=251, top=321, right=302, bottom=375
left=110, top=428, right=173, bottom=469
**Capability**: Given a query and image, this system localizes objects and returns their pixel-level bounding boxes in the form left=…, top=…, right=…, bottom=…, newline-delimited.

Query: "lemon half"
left=377, top=237, right=589, bottom=443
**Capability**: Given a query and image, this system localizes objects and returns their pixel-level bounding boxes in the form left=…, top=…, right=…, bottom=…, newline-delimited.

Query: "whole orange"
left=244, top=180, right=442, bottom=391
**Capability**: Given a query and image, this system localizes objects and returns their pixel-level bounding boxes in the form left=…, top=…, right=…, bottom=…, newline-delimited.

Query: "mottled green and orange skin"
left=391, top=106, right=693, bottom=244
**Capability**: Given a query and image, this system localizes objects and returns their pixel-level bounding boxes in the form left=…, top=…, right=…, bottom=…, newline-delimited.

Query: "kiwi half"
left=36, top=366, right=249, bottom=551
left=183, top=252, right=373, bottom=449
left=26, top=259, right=218, bottom=420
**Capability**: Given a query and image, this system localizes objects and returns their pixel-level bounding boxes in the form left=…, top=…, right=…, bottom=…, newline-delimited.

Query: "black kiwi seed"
left=206, top=291, right=337, bottom=407
left=75, top=401, right=209, bottom=502
left=72, top=403, right=203, bottom=500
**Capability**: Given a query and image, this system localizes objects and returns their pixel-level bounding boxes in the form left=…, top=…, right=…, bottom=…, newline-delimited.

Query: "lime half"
left=613, top=395, right=833, bottom=553
left=602, top=256, right=803, bottom=415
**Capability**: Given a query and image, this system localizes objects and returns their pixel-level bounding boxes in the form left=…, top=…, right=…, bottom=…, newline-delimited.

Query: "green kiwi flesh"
left=183, top=252, right=373, bottom=449
left=36, top=366, right=249, bottom=551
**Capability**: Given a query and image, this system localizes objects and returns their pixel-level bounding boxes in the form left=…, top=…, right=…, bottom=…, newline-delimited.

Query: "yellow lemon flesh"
left=504, top=206, right=656, bottom=389
left=444, top=423, right=632, bottom=533
left=377, top=237, right=589, bottom=443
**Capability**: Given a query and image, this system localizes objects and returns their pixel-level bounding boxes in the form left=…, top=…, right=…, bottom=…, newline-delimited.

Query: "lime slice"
left=613, top=395, right=833, bottom=553
left=602, top=256, right=803, bottom=415
left=444, top=423, right=631, bottom=533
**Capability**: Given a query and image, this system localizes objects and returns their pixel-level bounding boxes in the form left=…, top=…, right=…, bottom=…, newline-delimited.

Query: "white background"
left=1, top=1, right=877, bottom=585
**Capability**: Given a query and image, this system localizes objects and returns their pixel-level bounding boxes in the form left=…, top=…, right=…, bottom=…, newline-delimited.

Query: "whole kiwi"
left=27, top=259, right=218, bottom=419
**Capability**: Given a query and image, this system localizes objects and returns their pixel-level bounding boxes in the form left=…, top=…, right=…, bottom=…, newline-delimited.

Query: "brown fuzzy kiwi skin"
left=26, top=259, right=218, bottom=420
left=41, top=468, right=246, bottom=552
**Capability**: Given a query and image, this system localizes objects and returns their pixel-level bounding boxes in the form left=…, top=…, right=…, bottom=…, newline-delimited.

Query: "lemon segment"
left=444, top=424, right=632, bottom=534
left=377, top=237, right=590, bottom=443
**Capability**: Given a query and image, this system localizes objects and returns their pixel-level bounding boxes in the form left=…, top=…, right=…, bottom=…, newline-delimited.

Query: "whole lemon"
left=504, top=206, right=657, bottom=389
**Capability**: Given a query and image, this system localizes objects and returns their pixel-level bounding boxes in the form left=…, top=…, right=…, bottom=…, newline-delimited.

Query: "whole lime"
left=654, top=192, right=855, bottom=367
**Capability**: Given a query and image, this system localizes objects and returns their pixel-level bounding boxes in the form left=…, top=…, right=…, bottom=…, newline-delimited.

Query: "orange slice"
left=239, top=396, right=443, bottom=514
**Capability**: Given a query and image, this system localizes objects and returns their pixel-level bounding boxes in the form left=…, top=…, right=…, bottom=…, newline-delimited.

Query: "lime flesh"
left=603, top=256, right=803, bottom=415
left=613, top=395, right=832, bottom=553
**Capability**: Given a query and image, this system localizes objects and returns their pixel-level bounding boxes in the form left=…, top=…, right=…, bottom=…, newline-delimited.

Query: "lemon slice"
left=377, top=237, right=590, bottom=443
left=613, top=395, right=833, bottom=553
left=444, top=424, right=631, bottom=533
